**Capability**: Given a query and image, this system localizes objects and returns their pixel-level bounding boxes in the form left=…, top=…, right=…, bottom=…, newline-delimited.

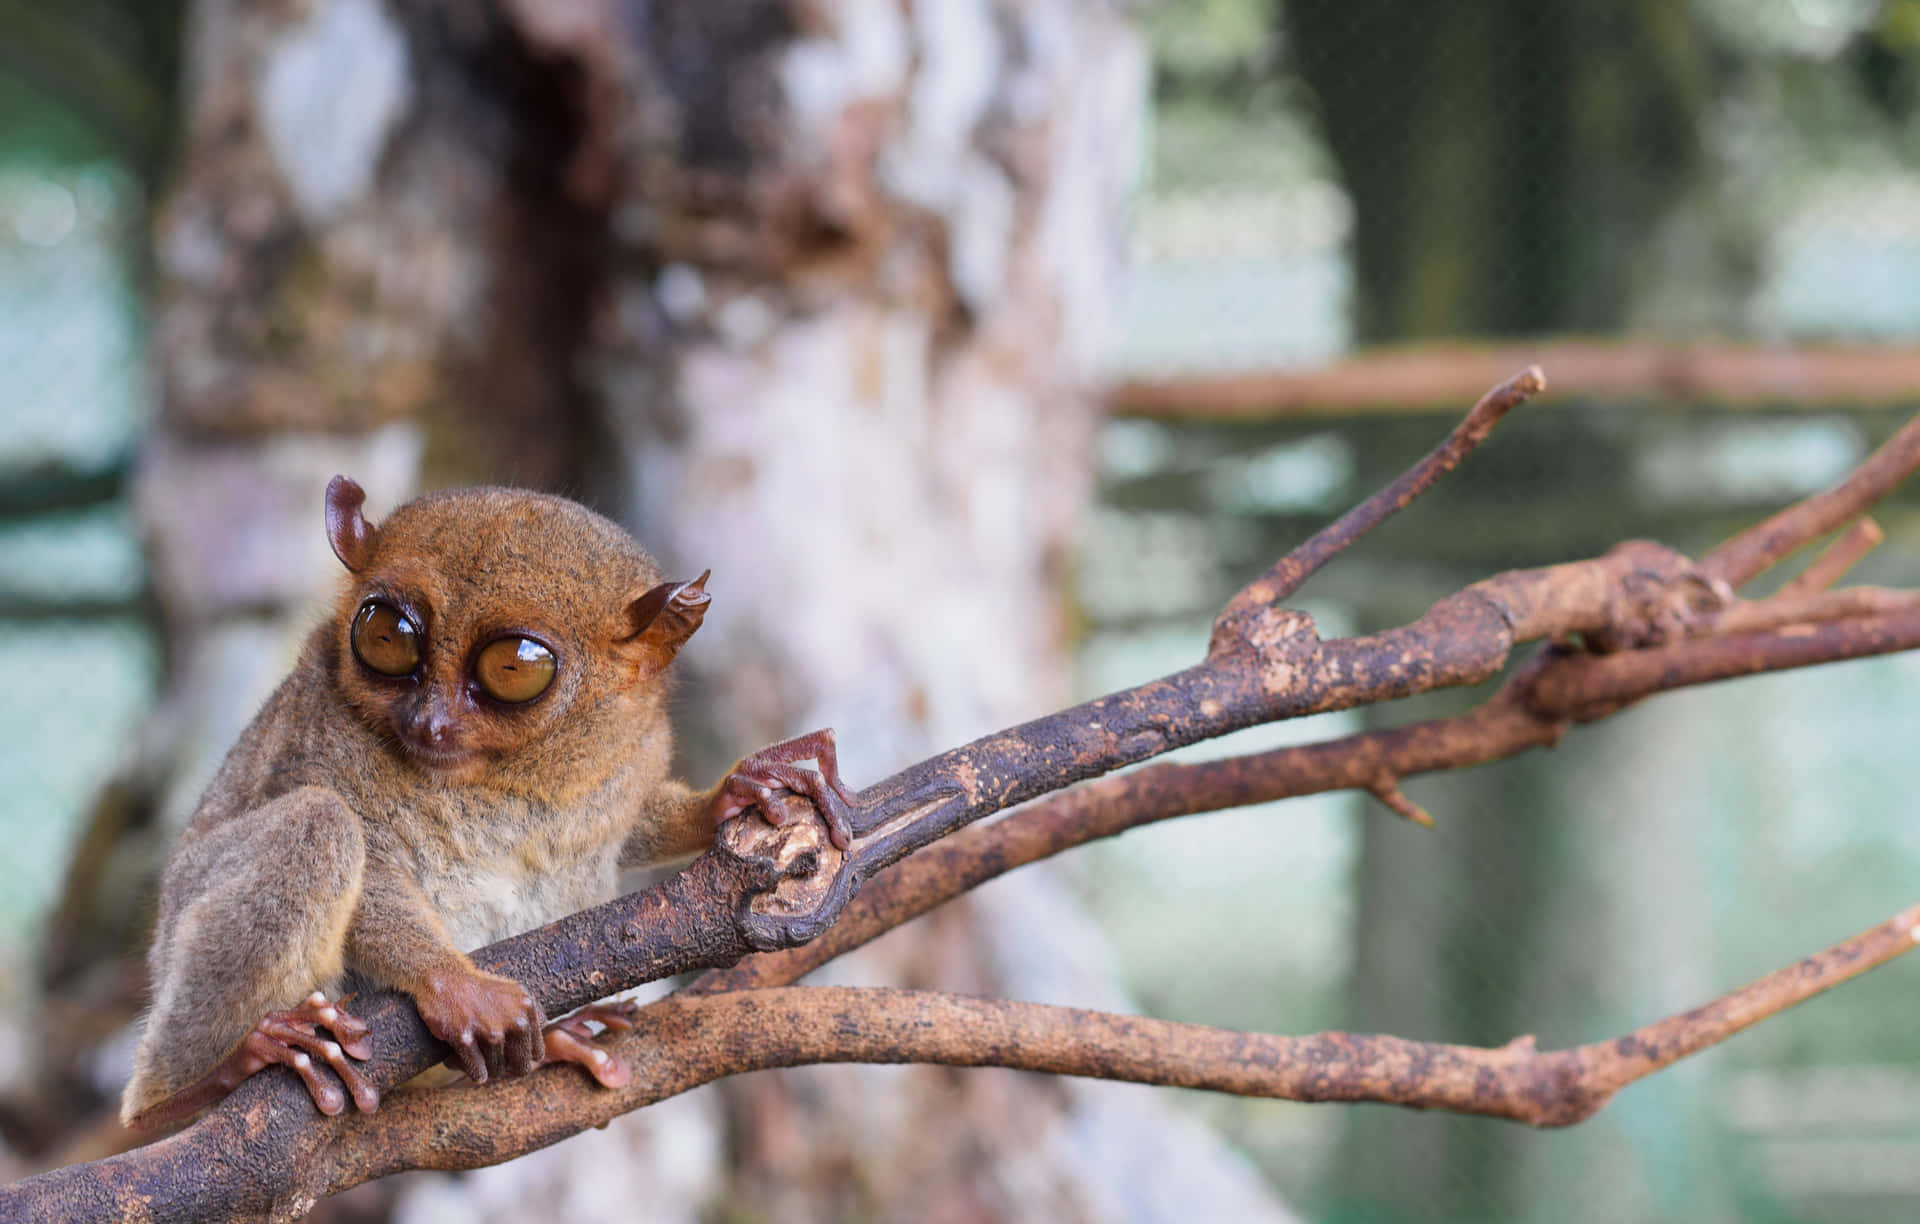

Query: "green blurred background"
left=7, top=2, right=1920, bottom=1221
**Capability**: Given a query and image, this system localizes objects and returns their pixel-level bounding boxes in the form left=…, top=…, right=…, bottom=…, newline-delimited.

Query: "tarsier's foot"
left=711, top=728, right=859, bottom=850
left=541, top=1001, right=641, bottom=1089
left=130, top=992, right=378, bottom=1130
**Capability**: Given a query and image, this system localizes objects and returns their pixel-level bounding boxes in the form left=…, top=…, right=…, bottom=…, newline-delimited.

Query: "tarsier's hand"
left=414, top=965, right=546, bottom=1083
left=707, top=727, right=858, bottom=850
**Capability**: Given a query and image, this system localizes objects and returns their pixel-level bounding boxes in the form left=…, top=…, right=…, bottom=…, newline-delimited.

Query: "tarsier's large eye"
left=352, top=601, right=422, bottom=677
left=474, top=636, right=556, bottom=703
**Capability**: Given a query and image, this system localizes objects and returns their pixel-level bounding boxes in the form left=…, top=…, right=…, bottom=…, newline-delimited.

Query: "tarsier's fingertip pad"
left=597, top=1057, right=632, bottom=1088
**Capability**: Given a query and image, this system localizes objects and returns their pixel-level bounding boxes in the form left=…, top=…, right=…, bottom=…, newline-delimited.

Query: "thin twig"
left=1210, top=365, right=1545, bottom=648
left=1704, top=585, right=1918, bottom=636
left=1702, top=414, right=1920, bottom=589
left=1779, top=517, right=1884, bottom=598
left=697, top=600, right=1920, bottom=996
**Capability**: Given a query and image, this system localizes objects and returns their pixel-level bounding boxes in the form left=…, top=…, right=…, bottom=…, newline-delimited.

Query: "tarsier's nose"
left=408, top=702, right=456, bottom=746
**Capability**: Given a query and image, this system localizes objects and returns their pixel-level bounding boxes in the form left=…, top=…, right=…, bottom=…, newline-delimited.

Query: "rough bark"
left=12, top=373, right=1920, bottom=1221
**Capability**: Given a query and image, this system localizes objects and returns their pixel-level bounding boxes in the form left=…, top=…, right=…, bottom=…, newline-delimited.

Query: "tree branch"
left=301, top=896, right=1920, bottom=1193
left=698, top=598, right=1920, bottom=996
left=1213, top=365, right=1544, bottom=636
left=1110, top=339, right=1920, bottom=417
left=11, top=371, right=1920, bottom=1220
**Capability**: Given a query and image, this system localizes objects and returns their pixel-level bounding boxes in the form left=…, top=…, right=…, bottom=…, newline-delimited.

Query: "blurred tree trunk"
left=41, top=0, right=1301, bottom=1218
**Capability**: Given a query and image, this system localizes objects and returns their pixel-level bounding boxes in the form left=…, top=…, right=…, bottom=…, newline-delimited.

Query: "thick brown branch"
left=700, top=597, right=1920, bottom=995
left=305, top=898, right=1920, bottom=1188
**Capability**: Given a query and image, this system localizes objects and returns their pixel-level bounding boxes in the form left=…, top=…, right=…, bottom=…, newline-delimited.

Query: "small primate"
left=121, top=477, right=855, bottom=1130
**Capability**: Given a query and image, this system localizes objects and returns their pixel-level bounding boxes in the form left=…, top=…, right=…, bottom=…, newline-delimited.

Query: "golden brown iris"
left=351, top=602, right=421, bottom=676
left=474, top=636, right=556, bottom=703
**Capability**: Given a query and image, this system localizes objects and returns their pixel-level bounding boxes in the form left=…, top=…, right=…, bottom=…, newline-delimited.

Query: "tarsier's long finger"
left=738, top=729, right=857, bottom=847
left=302, top=991, right=374, bottom=1061
left=574, top=1000, right=640, bottom=1034
left=802, top=729, right=859, bottom=807
left=719, top=772, right=790, bottom=825
left=257, top=1017, right=381, bottom=1114
left=543, top=1025, right=632, bottom=1089
left=246, top=1030, right=346, bottom=1116
left=755, top=763, right=854, bottom=851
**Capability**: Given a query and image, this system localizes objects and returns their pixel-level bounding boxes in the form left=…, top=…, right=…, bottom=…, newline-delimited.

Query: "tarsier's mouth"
left=403, top=740, right=482, bottom=771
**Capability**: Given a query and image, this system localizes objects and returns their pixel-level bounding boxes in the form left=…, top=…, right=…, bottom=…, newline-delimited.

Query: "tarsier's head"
left=322, top=476, right=709, bottom=782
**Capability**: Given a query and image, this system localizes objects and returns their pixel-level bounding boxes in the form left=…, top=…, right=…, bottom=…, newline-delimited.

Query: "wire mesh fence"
left=6, top=1, right=1920, bottom=1219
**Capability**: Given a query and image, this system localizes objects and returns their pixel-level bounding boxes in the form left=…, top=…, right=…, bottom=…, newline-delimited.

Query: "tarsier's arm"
left=617, top=573, right=859, bottom=858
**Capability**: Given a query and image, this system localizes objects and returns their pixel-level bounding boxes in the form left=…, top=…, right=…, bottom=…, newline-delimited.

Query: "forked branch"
left=10, top=371, right=1920, bottom=1223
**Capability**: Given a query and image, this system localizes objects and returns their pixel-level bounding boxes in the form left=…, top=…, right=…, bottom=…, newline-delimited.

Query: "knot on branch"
left=1521, top=1051, right=1618, bottom=1128
left=1208, top=604, right=1318, bottom=662
left=714, top=805, right=858, bottom=951
left=1585, top=542, right=1731, bottom=653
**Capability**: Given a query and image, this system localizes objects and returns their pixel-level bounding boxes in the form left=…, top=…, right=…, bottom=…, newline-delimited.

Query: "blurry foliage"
left=0, top=0, right=188, bottom=176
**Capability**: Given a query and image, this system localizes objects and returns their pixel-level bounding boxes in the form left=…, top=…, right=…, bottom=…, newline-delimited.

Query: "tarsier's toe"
left=300, top=991, right=374, bottom=1060
left=256, top=1003, right=382, bottom=1115
left=542, top=1004, right=639, bottom=1089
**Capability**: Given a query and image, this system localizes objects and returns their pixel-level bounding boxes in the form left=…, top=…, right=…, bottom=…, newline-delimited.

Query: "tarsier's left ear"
left=325, top=476, right=378, bottom=572
left=620, top=570, right=711, bottom=672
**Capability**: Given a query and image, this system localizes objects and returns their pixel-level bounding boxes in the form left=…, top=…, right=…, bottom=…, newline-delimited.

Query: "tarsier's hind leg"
left=122, top=787, right=370, bottom=1127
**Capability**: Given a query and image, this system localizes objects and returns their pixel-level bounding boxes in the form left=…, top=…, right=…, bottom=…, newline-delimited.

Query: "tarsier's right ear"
left=620, top=570, right=711, bottom=673
left=325, top=476, right=378, bottom=572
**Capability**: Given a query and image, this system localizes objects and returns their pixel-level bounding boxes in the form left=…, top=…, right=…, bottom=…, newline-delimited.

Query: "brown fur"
left=123, top=483, right=722, bottom=1125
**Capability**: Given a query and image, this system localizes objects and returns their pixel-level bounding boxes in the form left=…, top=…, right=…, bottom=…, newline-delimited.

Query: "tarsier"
left=121, top=478, right=855, bottom=1129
